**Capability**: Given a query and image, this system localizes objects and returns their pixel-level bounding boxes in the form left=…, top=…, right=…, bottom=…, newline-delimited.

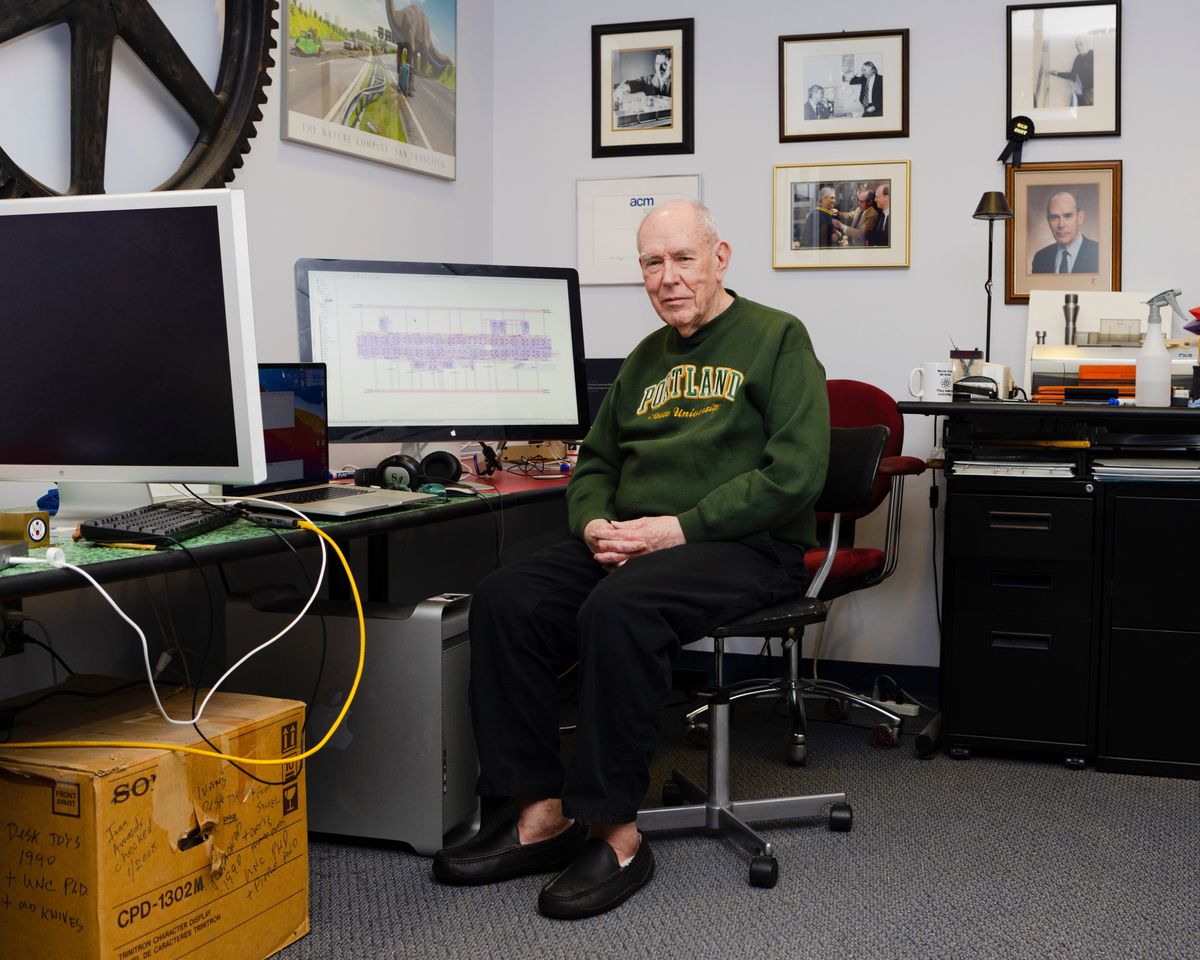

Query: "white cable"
left=6, top=497, right=325, bottom=728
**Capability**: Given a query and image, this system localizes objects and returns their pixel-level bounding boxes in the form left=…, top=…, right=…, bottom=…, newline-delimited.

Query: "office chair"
left=637, top=425, right=888, bottom=888
left=685, top=380, right=927, bottom=763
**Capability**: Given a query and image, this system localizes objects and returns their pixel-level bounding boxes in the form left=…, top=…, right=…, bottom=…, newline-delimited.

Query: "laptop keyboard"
left=266, top=486, right=369, bottom=504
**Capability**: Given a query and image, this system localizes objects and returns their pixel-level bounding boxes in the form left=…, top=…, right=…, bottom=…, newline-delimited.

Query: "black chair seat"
left=712, top=596, right=827, bottom=639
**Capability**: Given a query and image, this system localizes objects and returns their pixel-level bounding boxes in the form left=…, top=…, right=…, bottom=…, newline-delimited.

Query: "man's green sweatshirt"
left=567, top=293, right=830, bottom=549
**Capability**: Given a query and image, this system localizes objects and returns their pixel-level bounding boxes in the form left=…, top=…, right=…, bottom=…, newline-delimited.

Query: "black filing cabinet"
left=943, top=479, right=1098, bottom=763
left=901, top=400, right=1200, bottom=778
left=1098, top=488, right=1200, bottom=777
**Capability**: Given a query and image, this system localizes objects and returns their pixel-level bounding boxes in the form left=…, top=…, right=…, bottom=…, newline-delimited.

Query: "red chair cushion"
left=804, top=546, right=886, bottom=581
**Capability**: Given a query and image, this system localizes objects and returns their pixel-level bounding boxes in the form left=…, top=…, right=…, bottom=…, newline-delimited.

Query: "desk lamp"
left=973, top=191, right=1013, bottom=361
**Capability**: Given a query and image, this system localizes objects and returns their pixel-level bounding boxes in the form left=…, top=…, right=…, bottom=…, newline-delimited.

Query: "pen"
left=96, top=541, right=161, bottom=551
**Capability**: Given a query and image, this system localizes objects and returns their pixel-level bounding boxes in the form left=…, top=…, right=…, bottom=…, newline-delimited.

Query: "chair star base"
left=636, top=698, right=852, bottom=888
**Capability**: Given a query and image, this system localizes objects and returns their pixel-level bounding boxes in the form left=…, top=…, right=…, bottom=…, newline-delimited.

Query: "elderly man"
left=432, top=200, right=829, bottom=918
left=1031, top=190, right=1099, bottom=274
left=798, top=185, right=840, bottom=247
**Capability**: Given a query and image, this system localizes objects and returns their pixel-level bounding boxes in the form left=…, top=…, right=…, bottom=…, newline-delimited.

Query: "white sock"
left=618, top=834, right=641, bottom=868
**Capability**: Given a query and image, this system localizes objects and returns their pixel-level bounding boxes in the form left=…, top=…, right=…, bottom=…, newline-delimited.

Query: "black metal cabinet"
left=900, top=401, right=1200, bottom=778
left=1099, top=488, right=1200, bottom=777
left=943, top=482, right=1098, bottom=762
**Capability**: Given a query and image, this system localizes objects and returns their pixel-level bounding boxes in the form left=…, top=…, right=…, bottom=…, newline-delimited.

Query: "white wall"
left=491, top=0, right=1200, bottom=667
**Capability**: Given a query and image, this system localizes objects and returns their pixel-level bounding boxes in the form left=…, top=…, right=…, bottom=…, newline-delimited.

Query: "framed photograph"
left=280, top=0, right=458, bottom=180
left=576, top=175, right=702, bottom=285
left=772, top=161, right=910, bottom=270
left=1005, top=160, right=1122, bottom=303
left=778, top=30, right=909, bottom=142
left=1007, top=1, right=1120, bottom=137
left=591, top=19, right=694, bottom=158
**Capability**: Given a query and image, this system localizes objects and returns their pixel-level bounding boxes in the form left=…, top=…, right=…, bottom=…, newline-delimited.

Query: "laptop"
left=225, top=363, right=437, bottom=517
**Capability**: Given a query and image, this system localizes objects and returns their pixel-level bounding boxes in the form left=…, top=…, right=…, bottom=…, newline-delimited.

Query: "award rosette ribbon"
left=997, top=116, right=1034, bottom=167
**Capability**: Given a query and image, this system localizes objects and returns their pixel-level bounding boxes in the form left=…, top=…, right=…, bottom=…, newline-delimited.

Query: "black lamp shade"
left=974, top=191, right=1013, bottom=221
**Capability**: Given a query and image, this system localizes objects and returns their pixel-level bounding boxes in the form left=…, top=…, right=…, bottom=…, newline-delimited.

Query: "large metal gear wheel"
left=0, top=0, right=277, bottom=197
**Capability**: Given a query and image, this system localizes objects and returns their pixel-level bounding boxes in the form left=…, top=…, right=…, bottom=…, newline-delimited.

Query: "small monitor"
left=226, top=363, right=329, bottom=496
left=295, top=258, right=589, bottom=443
left=0, top=189, right=265, bottom=516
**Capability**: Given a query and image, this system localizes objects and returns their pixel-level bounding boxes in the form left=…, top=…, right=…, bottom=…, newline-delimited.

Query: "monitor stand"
left=53, top=482, right=154, bottom=523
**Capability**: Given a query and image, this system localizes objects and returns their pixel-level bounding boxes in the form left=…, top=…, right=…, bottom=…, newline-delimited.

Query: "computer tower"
left=224, top=593, right=479, bottom=855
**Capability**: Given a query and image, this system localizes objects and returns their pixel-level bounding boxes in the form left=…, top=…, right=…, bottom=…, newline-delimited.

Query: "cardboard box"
left=0, top=678, right=309, bottom=960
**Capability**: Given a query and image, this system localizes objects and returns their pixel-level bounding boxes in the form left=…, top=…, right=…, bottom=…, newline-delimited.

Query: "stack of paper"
left=1091, top=458, right=1200, bottom=481
left=951, top=460, right=1076, bottom=478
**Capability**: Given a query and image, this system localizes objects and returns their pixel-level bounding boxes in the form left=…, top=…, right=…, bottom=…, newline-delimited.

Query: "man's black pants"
left=468, top=536, right=807, bottom=824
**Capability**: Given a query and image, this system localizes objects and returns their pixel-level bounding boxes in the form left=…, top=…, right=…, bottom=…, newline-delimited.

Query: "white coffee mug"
left=908, top=362, right=955, bottom=402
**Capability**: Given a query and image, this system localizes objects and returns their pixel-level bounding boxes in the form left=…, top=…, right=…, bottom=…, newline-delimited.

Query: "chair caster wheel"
left=749, top=855, right=778, bottom=888
left=871, top=722, right=900, bottom=749
left=662, top=780, right=683, bottom=807
left=787, top=742, right=808, bottom=766
left=684, top=722, right=709, bottom=750
left=828, top=802, right=853, bottom=832
left=948, top=745, right=971, bottom=760
left=823, top=698, right=849, bottom=722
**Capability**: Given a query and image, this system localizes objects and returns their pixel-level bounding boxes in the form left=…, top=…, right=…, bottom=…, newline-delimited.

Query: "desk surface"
left=0, top=471, right=569, bottom=601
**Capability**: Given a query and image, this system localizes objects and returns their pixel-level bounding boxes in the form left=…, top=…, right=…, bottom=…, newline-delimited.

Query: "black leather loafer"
left=537, top=836, right=655, bottom=919
left=431, top=819, right=587, bottom=886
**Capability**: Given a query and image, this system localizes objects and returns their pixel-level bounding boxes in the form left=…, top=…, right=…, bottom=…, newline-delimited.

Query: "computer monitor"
left=294, top=258, right=589, bottom=443
left=0, top=189, right=266, bottom=518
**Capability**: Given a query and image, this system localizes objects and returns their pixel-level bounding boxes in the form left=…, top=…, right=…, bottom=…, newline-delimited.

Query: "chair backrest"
left=807, top=425, right=888, bottom=598
left=824, top=379, right=905, bottom=522
left=814, top=426, right=888, bottom=515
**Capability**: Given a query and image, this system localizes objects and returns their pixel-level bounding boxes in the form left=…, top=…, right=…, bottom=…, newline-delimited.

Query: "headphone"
left=370, top=451, right=462, bottom=490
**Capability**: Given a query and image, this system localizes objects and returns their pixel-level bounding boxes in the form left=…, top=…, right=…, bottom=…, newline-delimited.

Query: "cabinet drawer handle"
left=991, top=571, right=1053, bottom=590
left=988, top=511, right=1052, bottom=531
left=990, top=631, right=1051, bottom=650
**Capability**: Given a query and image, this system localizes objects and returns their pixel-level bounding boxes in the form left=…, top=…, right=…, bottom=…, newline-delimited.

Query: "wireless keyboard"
left=79, top=502, right=238, bottom=544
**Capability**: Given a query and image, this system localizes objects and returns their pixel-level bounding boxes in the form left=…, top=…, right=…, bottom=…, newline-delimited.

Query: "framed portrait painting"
left=592, top=19, right=694, bottom=158
left=1005, top=160, right=1122, bottom=304
left=772, top=161, right=910, bottom=270
left=779, top=30, right=909, bottom=142
left=280, top=0, right=458, bottom=180
left=1008, top=1, right=1120, bottom=137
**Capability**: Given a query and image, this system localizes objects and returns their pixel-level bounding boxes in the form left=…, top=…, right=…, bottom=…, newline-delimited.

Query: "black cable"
left=17, top=636, right=75, bottom=676
left=5, top=679, right=147, bottom=719
left=930, top=417, right=943, bottom=635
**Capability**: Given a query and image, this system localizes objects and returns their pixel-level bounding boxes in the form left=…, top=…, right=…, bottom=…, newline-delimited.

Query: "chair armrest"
left=878, top=455, right=926, bottom=477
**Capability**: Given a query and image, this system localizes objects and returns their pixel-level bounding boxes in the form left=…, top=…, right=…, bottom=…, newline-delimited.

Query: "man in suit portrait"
left=847, top=60, right=882, bottom=117
left=1030, top=190, right=1099, bottom=274
left=832, top=185, right=878, bottom=245
left=864, top=183, right=891, bottom=247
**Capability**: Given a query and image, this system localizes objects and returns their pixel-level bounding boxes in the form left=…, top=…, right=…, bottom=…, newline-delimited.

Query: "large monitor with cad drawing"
left=294, top=258, right=589, bottom=444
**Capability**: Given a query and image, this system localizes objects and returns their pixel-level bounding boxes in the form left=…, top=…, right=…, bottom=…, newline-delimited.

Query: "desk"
left=900, top=401, right=1200, bottom=779
left=0, top=472, right=570, bottom=605
left=1, top=472, right=571, bottom=854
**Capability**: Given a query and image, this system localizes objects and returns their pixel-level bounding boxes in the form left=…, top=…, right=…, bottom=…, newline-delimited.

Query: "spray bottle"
left=1135, top=289, right=1188, bottom=407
